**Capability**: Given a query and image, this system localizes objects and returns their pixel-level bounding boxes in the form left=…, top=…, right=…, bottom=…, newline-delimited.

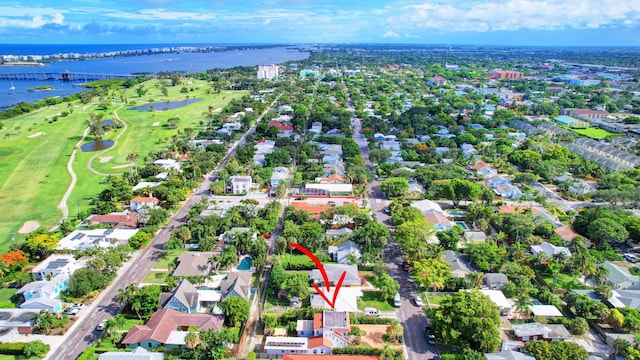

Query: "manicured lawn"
left=279, top=254, right=315, bottom=267
left=153, top=248, right=189, bottom=269
left=357, top=291, right=395, bottom=311
left=0, top=81, right=246, bottom=252
left=360, top=270, right=376, bottom=284
left=113, top=318, right=144, bottom=331
left=0, top=288, right=17, bottom=308
left=571, top=127, right=613, bottom=140
left=142, top=271, right=168, bottom=285
left=425, top=292, right=449, bottom=306
left=542, top=273, right=592, bottom=290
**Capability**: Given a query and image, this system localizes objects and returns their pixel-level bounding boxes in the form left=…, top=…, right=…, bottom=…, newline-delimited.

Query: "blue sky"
left=1, top=0, right=639, bottom=46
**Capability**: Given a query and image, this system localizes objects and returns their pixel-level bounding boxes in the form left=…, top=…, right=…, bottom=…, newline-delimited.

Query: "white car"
left=415, top=296, right=424, bottom=307
left=63, top=307, right=79, bottom=315
left=96, top=320, right=107, bottom=331
left=72, top=303, right=85, bottom=309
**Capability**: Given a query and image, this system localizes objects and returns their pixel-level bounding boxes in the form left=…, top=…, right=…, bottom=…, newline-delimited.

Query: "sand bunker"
left=152, top=122, right=161, bottom=126
left=99, top=156, right=113, bottom=163
left=27, top=132, right=45, bottom=138
left=112, top=164, right=134, bottom=169
left=18, top=221, right=40, bottom=234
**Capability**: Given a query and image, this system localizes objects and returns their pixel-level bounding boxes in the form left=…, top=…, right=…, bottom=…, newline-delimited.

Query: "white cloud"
left=387, top=0, right=640, bottom=32
left=383, top=30, right=399, bottom=38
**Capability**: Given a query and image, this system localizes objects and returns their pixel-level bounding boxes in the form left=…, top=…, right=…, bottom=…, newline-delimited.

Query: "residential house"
left=424, top=211, right=454, bottom=231
left=16, top=274, right=68, bottom=313
left=268, top=311, right=351, bottom=355
left=153, top=159, right=182, bottom=172
left=529, top=305, right=563, bottom=318
left=159, top=279, right=201, bottom=314
left=99, top=346, right=164, bottom=360
left=493, top=183, right=522, bottom=199
left=603, top=261, right=640, bottom=290
left=483, top=350, right=535, bottom=360
left=311, top=264, right=360, bottom=287
left=485, top=175, right=510, bottom=188
left=220, top=271, right=252, bottom=301
left=328, top=241, right=361, bottom=264
left=31, top=254, right=83, bottom=281
left=172, top=252, right=214, bottom=278
left=511, top=323, right=571, bottom=342
left=130, top=197, right=160, bottom=212
left=309, top=287, right=363, bottom=313
left=253, top=139, right=276, bottom=166
left=86, top=212, right=138, bottom=229
left=271, top=167, right=292, bottom=189
left=443, top=250, right=473, bottom=278
left=57, top=229, right=140, bottom=251
left=282, top=356, right=378, bottom=360
left=477, top=166, right=498, bottom=179
left=310, top=122, right=323, bottom=134
left=302, top=184, right=354, bottom=198
left=407, top=180, right=425, bottom=197
left=607, top=289, right=640, bottom=310
left=0, top=309, right=39, bottom=342
left=317, top=174, right=346, bottom=184
left=568, top=179, right=593, bottom=196
left=121, top=309, right=224, bottom=349
left=428, top=76, right=447, bottom=86
left=478, top=290, right=512, bottom=316
left=530, top=242, right=572, bottom=260
left=228, top=176, right=254, bottom=194
left=562, top=108, right=609, bottom=121
left=485, top=273, right=509, bottom=290
left=325, top=228, right=354, bottom=241
left=412, top=199, right=444, bottom=214
left=554, top=115, right=589, bottom=129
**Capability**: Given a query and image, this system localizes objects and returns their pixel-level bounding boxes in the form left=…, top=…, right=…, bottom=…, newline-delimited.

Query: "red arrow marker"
left=290, top=243, right=347, bottom=309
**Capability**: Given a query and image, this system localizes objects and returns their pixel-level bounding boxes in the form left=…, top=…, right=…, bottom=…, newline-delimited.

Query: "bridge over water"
left=0, top=72, right=138, bottom=82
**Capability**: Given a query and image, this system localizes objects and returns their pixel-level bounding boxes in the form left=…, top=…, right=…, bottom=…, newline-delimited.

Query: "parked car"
left=425, top=326, right=436, bottom=344
left=63, top=307, right=79, bottom=315
left=624, top=253, right=638, bottom=263
left=415, top=296, right=424, bottom=307
left=71, top=303, right=85, bottom=309
left=96, top=320, right=106, bottom=331
left=364, top=307, right=381, bottom=317
left=393, top=293, right=402, bottom=307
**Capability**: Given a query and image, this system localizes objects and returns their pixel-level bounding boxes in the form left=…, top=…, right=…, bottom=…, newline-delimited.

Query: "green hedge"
left=0, top=342, right=26, bottom=355
left=76, top=346, right=96, bottom=360
left=350, top=314, right=399, bottom=325
left=247, top=352, right=257, bottom=360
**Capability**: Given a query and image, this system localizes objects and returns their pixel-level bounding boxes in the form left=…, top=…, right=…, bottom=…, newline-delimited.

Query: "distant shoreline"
left=1, top=62, right=45, bottom=67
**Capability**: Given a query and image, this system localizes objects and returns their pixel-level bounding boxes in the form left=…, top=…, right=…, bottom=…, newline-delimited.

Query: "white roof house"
left=530, top=243, right=571, bottom=259
left=57, top=229, right=140, bottom=250
left=529, top=304, right=563, bottom=317
left=310, top=287, right=362, bottom=313
left=153, top=159, right=182, bottom=172
left=463, top=231, right=487, bottom=244
left=99, top=346, right=164, bottom=360
left=478, top=290, right=512, bottom=316
left=603, top=261, right=640, bottom=290
left=411, top=199, right=444, bottom=214
left=31, top=254, right=84, bottom=281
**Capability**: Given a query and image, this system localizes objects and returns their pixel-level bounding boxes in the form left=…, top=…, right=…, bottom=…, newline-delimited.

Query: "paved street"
left=351, top=116, right=438, bottom=360
left=46, top=95, right=280, bottom=360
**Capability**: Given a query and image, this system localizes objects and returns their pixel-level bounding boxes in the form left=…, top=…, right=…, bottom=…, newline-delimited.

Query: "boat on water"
left=9, top=82, right=14, bottom=90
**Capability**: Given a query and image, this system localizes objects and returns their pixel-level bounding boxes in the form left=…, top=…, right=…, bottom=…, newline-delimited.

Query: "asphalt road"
left=48, top=96, right=279, bottom=360
left=350, top=116, right=438, bottom=360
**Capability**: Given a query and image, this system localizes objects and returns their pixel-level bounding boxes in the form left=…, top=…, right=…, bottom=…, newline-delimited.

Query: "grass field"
left=542, top=273, right=592, bottom=290
left=357, top=291, right=395, bottom=311
left=153, top=248, right=189, bottom=269
left=278, top=254, right=316, bottom=268
left=0, top=79, right=247, bottom=252
left=424, top=292, right=449, bottom=306
left=142, top=271, right=169, bottom=285
left=570, top=127, right=613, bottom=139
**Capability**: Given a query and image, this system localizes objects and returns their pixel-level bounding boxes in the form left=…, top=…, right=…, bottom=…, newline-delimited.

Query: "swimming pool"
left=237, top=256, right=253, bottom=271
left=455, top=221, right=469, bottom=230
left=448, top=210, right=466, bottom=217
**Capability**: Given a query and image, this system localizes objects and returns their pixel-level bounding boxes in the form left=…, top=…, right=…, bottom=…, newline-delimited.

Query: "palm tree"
left=185, top=331, right=202, bottom=350
left=514, top=294, right=533, bottom=319
left=116, top=284, right=137, bottom=306
left=590, top=264, right=609, bottom=286
left=126, top=152, right=140, bottom=175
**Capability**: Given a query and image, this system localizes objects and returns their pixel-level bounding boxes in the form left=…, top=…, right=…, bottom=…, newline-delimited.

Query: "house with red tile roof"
left=86, top=212, right=138, bottom=229
left=121, top=309, right=224, bottom=349
left=428, top=75, right=447, bottom=86
left=266, top=311, right=350, bottom=355
left=130, top=197, right=160, bottom=212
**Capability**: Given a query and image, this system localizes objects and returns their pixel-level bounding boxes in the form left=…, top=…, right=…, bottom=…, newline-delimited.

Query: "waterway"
left=0, top=46, right=309, bottom=109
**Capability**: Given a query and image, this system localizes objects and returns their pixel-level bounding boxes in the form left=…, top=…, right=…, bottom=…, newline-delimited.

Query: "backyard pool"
left=448, top=210, right=466, bottom=217
left=237, top=256, right=253, bottom=271
left=455, top=221, right=469, bottom=230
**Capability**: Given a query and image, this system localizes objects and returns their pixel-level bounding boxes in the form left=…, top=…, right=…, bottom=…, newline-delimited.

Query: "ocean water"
left=0, top=45, right=309, bottom=109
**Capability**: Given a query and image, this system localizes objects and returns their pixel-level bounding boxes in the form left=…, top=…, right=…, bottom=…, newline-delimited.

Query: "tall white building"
left=257, top=65, right=279, bottom=80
